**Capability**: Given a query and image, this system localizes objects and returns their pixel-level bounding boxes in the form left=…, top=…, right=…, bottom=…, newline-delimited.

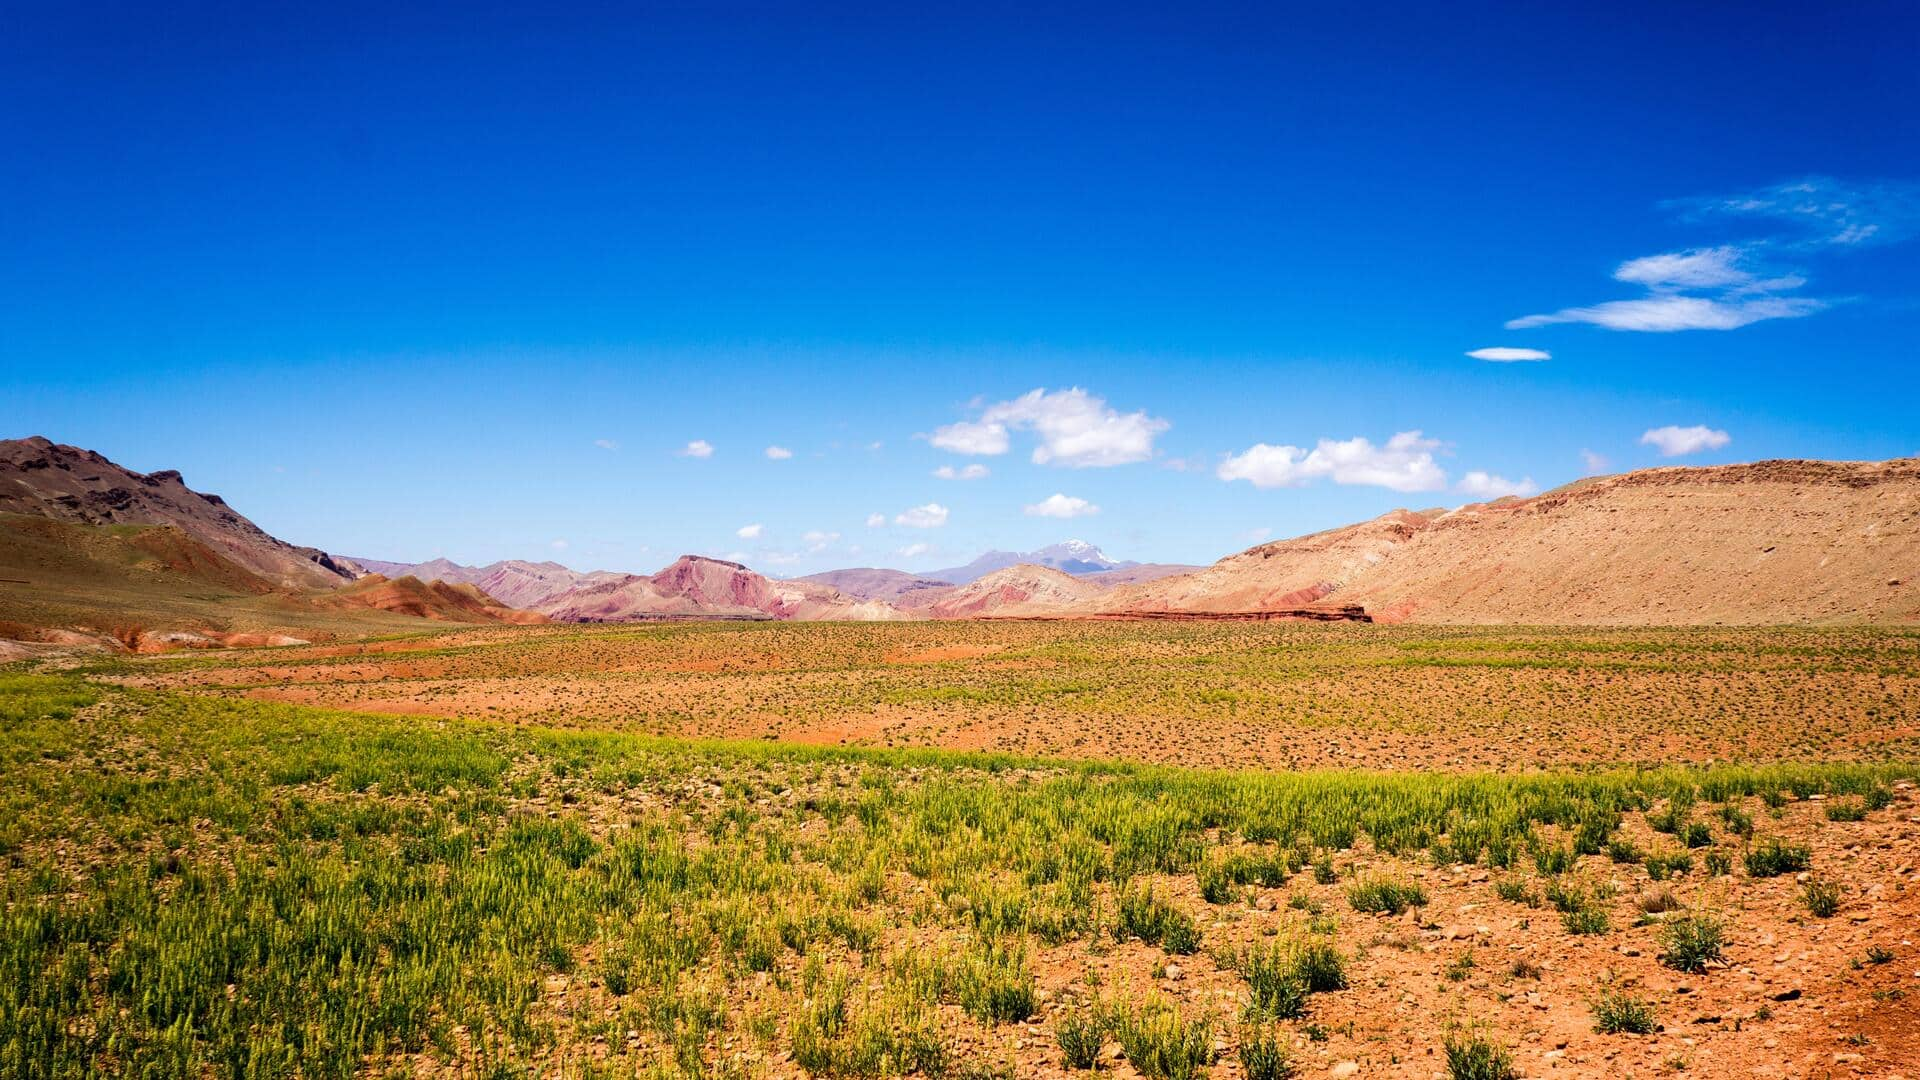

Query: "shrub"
left=1313, top=856, right=1336, bottom=884
left=1644, top=851, right=1692, bottom=881
left=1113, top=999, right=1215, bottom=1080
left=1745, top=838, right=1810, bottom=878
left=1562, top=907, right=1610, bottom=936
left=1115, top=886, right=1202, bottom=955
left=1239, top=1026, right=1295, bottom=1080
left=1607, top=839, right=1643, bottom=865
left=1717, top=804, right=1753, bottom=837
left=1800, top=878, right=1842, bottom=918
left=1056, top=1008, right=1106, bottom=1070
left=1493, top=876, right=1538, bottom=906
left=1592, top=990, right=1657, bottom=1034
left=1235, top=943, right=1308, bottom=1020
left=1346, top=876, right=1427, bottom=915
left=1443, top=1031, right=1518, bottom=1080
left=1292, top=939, right=1347, bottom=992
left=1824, top=800, right=1867, bottom=822
left=1634, top=886, right=1681, bottom=914
left=1863, top=786, right=1894, bottom=811
left=1704, top=850, right=1732, bottom=877
left=1533, top=844, right=1575, bottom=875
left=1680, top=822, right=1713, bottom=848
left=957, top=942, right=1036, bottom=1023
left=1661, top=912, right=1726, bottom=972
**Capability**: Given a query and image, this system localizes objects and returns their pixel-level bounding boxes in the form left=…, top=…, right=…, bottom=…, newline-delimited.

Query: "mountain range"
left=3, top=435, right=1916, bottom=650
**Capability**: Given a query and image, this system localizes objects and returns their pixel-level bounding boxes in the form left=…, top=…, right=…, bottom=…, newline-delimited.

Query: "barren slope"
left=1114, top=458, right=1920, bottom=624
left=540, top=555, right=903, bottom=622
left=926, top=563, right=1107, bottom=618
left=0, top=437, right=356, bottom=589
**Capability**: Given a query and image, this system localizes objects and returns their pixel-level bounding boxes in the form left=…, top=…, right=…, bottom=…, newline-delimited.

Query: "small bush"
left=1115, top=886, right=1202, bottom=955
left=1493, top=876, right=1538, bottom=906
left=1239, top=1026, right=1295, bottom=1080
left=1680, top=822, right=1713, bottom=848
left=1863, top=786, right=1894, bottom=811
left=1704, top=850, right=1732, bottom=877
left=958, top=942, right=1036, bottom=1023
left=1346, top=876, right=1427, bottom=915
left=1313, top=856, right=1336, bottom=884
left=1661, top=912, right=1725, bottom=972
left=1717, top=804, right=1754, bottom=837
left=1607, top=839, right=1643, bottom=864
left=1113, top=999, right=1215, bottom=1080
left=1745, top=838, right=1811, bottom=877
left=1562, top=907, right=1610, bottom=936
left=1056, top=1008, right=1106, bottom=1070
left=1292, top=939, right=1347, bottom=992
left=1235, top=943, right=1309, bottom=1020
left=1824, top=800, right=1867, bottom=822
left=1644, top=851, right=1693, bottom=881
left=1592, top=990, right=1657, bottom=1034
left=1443, top=1031, right=1518, bottom=1080
left=1800, top=878, right=1842, bottom=918
left=1865, top=945, right=1894, bottom=965
left=1533, top=845, right=1575, bottom=875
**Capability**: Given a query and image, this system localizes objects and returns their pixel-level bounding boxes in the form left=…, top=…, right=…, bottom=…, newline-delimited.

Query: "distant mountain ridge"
left=927, top=540, right=1135, bottom=583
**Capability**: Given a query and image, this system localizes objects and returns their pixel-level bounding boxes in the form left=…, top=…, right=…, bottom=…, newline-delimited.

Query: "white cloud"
left=1580, top=449, right=1610, bottom=475
left=550, top=539, right=570, bottom=550
left=1218, top=431, right=1447, bottom=492
left=1024, top=493, right=1100, bottom=518
left=929, top=418, right=1010, bottom=456
left=933, top=387, right=1168, bottom=467
left=1640, top=425, right=1730, bottom=457
left=678, top=440, right=714, bottom=458
left=1612, top=246, right=1754, bottom=290
left=893, top=503, right=950, bottom=528
left=736, top=523, right=765, bottom=539
left=760, top=551, right=802, bottom=566
left=593, top=438, right=619, bottom=450
left=764, top=445, right=793, bottom=460
left=933, top=463, right=990, bottom=480
left=1670, top=177, right=1920, bottom=247
left=865, top=512, right=886, bottom=528
left=1507, top=294, right=1823, bottom=332
left=1238, top=526, right=1272, bottom=543
left=896, top=542, right=932, bottom=558
left=1457, top=471, right=1539, bottom=499
left=1466, top=347, right=1551, bottom=362
left=801, top=530, right=840, bottom=553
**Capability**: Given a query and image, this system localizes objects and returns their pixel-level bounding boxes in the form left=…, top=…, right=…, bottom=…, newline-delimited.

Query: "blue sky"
left=5, top=3, right=1918, bottom=575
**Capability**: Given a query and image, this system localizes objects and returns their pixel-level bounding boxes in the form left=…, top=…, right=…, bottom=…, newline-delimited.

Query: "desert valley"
left=8, top=7, right=1920, bottom=1080
left=3, top=435, right=1917, bottom=1080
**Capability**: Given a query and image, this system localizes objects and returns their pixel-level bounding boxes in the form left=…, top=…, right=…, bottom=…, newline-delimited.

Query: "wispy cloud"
left=893, top=503, right=950, bottom=528
left=1218, top=431, right=1447, bottom=492
left=801, top=530, right=840, bottom=553
left=764, top=445, right=793, bottom=460
left=593, top=438, right=619, bottom=450
left=931, top=387, right=1168, bottom=467
left=895, top=542, right=932, bottom=558
left=1024, top=493, right=1100, bottom=518
left=933, top=463, right=990, bottom=480
left=865, top=512, right=886, bottom=528
left=1640, top=425, right=1730, bottom=457
left=1467, top=347, right=1551, bottom=362
left=736, top=523, right=764, bottom=539
left=1581, top=449, right=1610, bottom=475
left=677, top=439, right=714, bottom=458
left=550, top=539, right=570, bottom=550
left=1457, top=471, right=1538, bottom=499
left=1504, top=177, right=1920, bottom=334
left=1668, top=176, right=1920, bottom=247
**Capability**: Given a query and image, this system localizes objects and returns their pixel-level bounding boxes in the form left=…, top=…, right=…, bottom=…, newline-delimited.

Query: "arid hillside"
left=1110, top=458, right=1920, bottom=624
left=926, top=562, right=1108, bottom=618
left=0, top=436, right=356, bottom=589
left=539, top=555, right=903, bottom=622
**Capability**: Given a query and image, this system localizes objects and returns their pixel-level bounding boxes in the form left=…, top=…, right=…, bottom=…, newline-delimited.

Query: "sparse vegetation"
left=1745, top=838, right=1812, bottom=877
left=1593, top=990, right=1658, bottom=1034
left=1346, top=876, right=1428, bottom=915
left=1662, top=912, right=1727, bottom=972
left=1444, top=1031, right=1518, bottom=1080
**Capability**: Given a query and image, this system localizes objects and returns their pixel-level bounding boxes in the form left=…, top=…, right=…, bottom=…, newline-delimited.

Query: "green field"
left=3, top=662, right=1914, bottom=1079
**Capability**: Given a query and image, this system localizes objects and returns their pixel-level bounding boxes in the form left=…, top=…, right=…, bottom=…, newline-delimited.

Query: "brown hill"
left=0, top=437, right=354, bottom=589
left=319, top=575, right=548, bottom=624
left=539, top=555, right=903, bottom=622
left=1109, top=458, right=1920, bottom=624
left=796, top=568, right=954, bottom=610
left=926, top=563, right=1106, bottom=618
left=351, top=556, right=620, bottom=608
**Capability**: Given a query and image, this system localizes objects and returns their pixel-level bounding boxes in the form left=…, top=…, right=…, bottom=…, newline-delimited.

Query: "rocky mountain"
left=794, top=568, right=953, bottom=609
left=1104, top=458, right=1920, bottom=624
left=319, top=575, right=549, bottom=624
left=348, top=556, right=620, bottom=609
left=925, top=563, right=1107, bottom=618
left=926, top=540, right=1136, bottom=584
left=0, top=436, right=355, bottom=589
left=538, top=555, right=904, bottom=622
